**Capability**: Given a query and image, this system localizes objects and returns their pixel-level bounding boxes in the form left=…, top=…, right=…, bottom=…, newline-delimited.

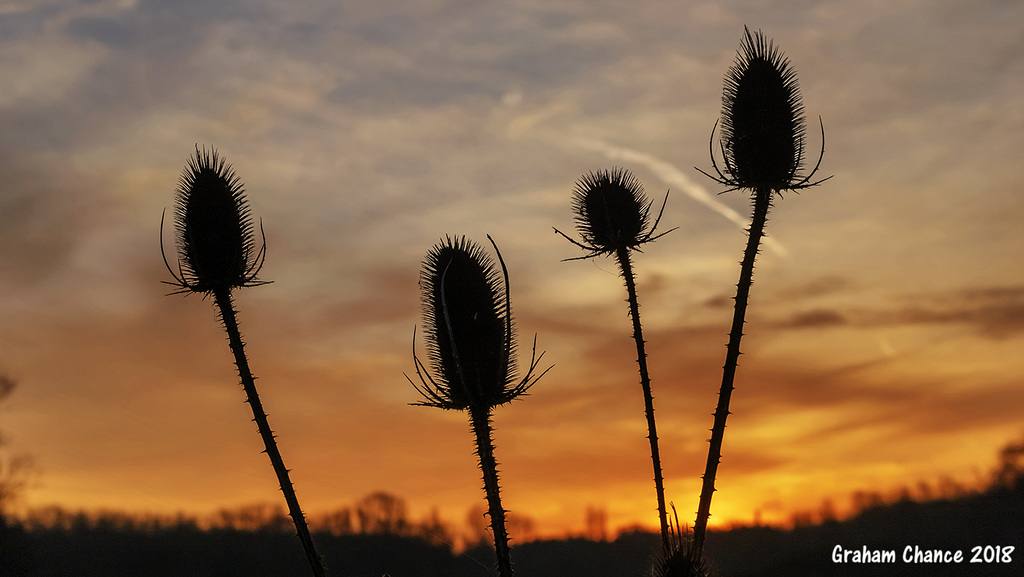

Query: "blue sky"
left=1, top=0, right=1023, bottom=536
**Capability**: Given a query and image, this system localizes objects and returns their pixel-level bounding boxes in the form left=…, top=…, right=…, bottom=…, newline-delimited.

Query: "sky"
left=1, top=0, right=1023, bottom=540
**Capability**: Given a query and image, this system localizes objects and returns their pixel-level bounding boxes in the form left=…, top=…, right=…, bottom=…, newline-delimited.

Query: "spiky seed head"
left=721, top=26, right=807, bottom=191
left=170, top=146, right=265, bottom=294
left=571, top=167, right=652, bottom=254
left=653, top=546, right=713, bottom=577
left=653, top=506, right=714, bottom=577
left=419, top=236, right=520, bottom=410
left=654, top=533, right=714, bottom=577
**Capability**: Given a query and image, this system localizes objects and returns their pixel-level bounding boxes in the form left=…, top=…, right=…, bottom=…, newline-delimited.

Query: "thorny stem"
left=692, top=186, right=772, bottom=554
left=469, top=406, right=514, bottom=577
left=615, top=246, right=669, bottom=553
left=213, top=288, right=328, bottom=577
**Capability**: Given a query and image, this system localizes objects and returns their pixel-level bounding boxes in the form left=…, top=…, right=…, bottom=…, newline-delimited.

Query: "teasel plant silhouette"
left=161, top=146, right=327, bottom=577
left=553, top=168, right=675, bottom=552
left=652, top=504, right=713, bottom=577
left=406, top=235, right=549, bottom=577
left=691, top=27, right=830, bottom=554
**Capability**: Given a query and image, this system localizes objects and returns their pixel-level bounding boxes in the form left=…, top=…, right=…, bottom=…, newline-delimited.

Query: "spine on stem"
left=692, top=188, right=771, bottom=551
left=692, top=26, right=829, bottom=562
left=214, top=288, right=327, bottom=577
left=162, top=146, right=328, bottom=576
left=616, top=246, right=669, bottom=551
left=470, top=407, right=514, bottom=577
left=554, top=168, right=675, bottom=550
left=408, top=236, right=548, bottom=577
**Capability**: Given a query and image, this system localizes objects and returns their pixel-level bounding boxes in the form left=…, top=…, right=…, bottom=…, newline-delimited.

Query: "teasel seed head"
left=699, top=26, right=830, bottom=193
left=162, top=145, right=268, bottom=295
left=408, top=235, right=547, bottom=411
left=555, top=167, right=673, bottom=260
left=653, top=505, right=714, bottom=577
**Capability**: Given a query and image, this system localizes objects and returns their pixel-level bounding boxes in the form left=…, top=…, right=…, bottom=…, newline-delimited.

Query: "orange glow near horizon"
left=2, top=0, right=1023, bottom=560
left=7, top=287, right=1024, bottom=540
left=7, top=290, right=1023, bottom=542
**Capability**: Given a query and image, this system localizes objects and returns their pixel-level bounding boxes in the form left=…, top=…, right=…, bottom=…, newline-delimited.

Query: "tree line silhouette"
left=3, top=455, right=1024, bottom=577
left=3, top=23, right=1020, bottom=577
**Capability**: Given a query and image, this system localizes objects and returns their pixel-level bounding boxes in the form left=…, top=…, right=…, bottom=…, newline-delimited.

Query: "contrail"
left=568, top=135, right=789, bottom=257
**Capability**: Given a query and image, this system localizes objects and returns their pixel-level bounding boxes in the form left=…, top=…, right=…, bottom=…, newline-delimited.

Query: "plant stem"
left=469, top=406, right=513, bottom=577
left=615, top=246, right=669, bottom=552
left=213, top=287, right=327, bottom=577
left=692, top=187, right=772, bottom=553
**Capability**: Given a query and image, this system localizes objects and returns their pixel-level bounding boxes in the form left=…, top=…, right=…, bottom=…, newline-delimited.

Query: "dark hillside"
left=6, top=484, right=1023, bottom=576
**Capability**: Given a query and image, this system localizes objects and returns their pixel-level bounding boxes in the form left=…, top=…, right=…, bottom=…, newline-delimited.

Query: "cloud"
left=891, top=286, right=1024, bottom=338
left=0, top=158, right=113, bottom=291
left=775, top=308, right=849, bottom=329
left=2, top=0, right=1023, bottom=535
left=761, top=284, right=1024, bottom=338
left=540, top=133, right=792, bottom=258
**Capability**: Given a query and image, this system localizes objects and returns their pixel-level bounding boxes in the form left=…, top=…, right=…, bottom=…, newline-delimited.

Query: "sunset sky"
left=2, top=0, right=1023, bottom=540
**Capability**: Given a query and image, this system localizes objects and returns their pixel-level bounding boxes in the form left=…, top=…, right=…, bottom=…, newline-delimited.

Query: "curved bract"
left=556, top=167, right=672, bottom=260
left=556, top=167, right=674, bottom=551
left=407, top=235, right=547, bottom=577
left=653, top=507, right=712, bottom=577
left=410, top=235, right=546, bottom=411
left=698, top=26, right=830, bottom=193
left=692, top=25, right=832, bottom=560
left=573, top=168, right=650, bottom=254
left=162, top=145, right=268, bottom=295
left=160, top=146, right=324, bottom=577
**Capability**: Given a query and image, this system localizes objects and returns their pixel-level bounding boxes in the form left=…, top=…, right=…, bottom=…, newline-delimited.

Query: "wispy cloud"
left=764, top=284, right=1024, bottom=338
left=2, top=0, right=1024, bottom=536
left=571, top=135, right=791, bottom=250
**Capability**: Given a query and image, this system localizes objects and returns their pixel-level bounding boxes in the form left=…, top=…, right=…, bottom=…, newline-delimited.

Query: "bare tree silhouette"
left=0, top=375, right=36, bottom=514
left=0, top=374, right=37, bottom=575
left=356, top=492, right=409, bottom=535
